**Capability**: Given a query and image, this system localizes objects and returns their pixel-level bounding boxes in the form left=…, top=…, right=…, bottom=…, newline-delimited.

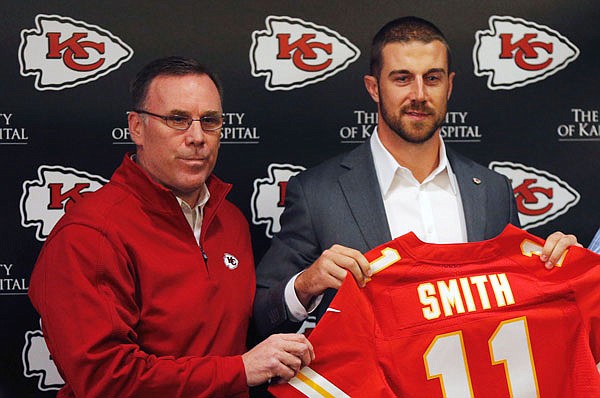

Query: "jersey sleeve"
left=269, top=273, right=395, bottom=397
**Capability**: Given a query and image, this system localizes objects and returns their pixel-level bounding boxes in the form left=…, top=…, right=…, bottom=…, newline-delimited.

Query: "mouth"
left=404, top=110, right=430, bottom=120
left=403, top=105, right=433, bottom=119
left=179, top=157, right=208, bottom=166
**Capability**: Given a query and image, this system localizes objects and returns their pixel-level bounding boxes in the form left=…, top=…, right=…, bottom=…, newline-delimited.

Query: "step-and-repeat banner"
left=1, top=1, right=598, bottom=396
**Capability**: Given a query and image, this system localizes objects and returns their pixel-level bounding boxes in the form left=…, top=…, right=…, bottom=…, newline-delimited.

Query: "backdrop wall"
left=1, top=1, right=598, bottom=396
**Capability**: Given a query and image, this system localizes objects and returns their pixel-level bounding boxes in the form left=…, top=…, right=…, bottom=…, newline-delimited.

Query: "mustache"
left=401, top=103, right=434, bottom=114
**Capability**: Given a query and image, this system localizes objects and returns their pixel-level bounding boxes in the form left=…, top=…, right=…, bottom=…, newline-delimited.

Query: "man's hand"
left=242, top=333, right=314, bottom=386
left=542, top=231, right=582, bottom=269
left=294, top=244, right=370, bottom=308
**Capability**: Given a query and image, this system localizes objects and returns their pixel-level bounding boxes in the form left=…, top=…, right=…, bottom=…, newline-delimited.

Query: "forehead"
left=145, top=73, right=222, bottom=111
left=380, top=40, right=449, bottom=74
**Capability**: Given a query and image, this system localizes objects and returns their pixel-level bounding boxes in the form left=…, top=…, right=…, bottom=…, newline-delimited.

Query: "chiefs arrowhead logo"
left=251, top=163, right=306, bottom=238
left=250, top=16, right=360, bottom=91
left=489, top=161, right=580, bottom=229
left=473, top=16, right=579, bottom=90
left=20, top=165, right=108, bottom=241
left=19, top=14, right=134, bottom=91
left=23, top=321, right=64, bottom=391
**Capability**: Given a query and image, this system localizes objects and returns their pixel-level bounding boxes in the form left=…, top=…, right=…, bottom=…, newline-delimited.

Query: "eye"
left=425, top=74, right=443, bottom=84
left=168, top=115, right=190, bottom=127
left=201, top=115, right=223, bottom=130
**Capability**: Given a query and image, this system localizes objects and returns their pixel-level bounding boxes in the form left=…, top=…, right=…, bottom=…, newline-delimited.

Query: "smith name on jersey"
left=270, top=224, right=600, bottom=398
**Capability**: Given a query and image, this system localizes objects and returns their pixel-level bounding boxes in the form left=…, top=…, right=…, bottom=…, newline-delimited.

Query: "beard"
left=379, top=88, right=446, bottom=144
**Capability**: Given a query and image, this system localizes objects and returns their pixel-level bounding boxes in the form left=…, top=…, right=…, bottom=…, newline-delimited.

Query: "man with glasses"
left=29, top=56, right=313, bottom=398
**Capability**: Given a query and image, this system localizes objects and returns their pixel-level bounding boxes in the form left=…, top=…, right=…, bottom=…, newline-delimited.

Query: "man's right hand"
left=294, top=244, right=370, bottom=308
left=242, top=333, right=314, bottom=386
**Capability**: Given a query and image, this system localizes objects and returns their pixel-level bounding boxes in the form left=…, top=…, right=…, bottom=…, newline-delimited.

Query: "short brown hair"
left=130, top=56, right=223, bottom=109
left=369, top=16, right=452, bottom=78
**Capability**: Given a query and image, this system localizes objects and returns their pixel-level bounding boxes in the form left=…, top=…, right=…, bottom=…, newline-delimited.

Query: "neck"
left=177, top=192, right=200, bottom=208
left=134, top=151, right=202, bottom=207
left=377, top=125, right=441, bottom=183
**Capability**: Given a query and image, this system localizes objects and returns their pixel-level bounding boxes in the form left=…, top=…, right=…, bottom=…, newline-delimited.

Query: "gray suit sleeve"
left=253, top=175, right=322, bottom=338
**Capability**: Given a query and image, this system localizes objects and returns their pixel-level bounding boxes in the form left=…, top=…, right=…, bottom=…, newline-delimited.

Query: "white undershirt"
left=285, top=128, right=467, bottom=321
left=371, top=128, right=467, bottom=243
left=176, top=185, right=210, bottom=246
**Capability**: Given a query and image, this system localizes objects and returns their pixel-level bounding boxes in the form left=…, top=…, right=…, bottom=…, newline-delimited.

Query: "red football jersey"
left=270, top=225, right=600, bottom=397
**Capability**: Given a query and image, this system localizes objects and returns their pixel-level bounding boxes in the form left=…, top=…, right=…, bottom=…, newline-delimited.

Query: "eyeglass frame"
left=129, top=109, right=225, bottom=132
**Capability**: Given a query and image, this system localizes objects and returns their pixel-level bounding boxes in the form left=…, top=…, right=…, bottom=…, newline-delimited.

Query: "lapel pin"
left=472, top=177, right=482, bottom=185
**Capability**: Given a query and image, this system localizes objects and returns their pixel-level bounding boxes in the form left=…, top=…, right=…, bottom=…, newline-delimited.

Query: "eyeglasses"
left=132, top=109, right=224, bottom=132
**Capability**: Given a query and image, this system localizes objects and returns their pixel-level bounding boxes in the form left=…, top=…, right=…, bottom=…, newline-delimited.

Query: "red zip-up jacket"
left=29, top=154, right=255, bottom=397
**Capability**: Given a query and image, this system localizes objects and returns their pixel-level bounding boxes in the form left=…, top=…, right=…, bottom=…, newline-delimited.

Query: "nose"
left=410, top=77, right=426, bottom=102
left=185, top=121, right=207, bottom=145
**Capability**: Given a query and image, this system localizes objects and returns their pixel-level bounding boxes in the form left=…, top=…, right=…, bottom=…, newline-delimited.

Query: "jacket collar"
left=110, top=153, right=231, bottom=220
left=338, top=141, right=392, bottom=250
left=446, top=148, right=487, bottom=241
left=336, top=137, right=489, bottom=249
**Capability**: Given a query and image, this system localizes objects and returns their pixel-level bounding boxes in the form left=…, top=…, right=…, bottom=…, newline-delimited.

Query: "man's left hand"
left=542, top=231, right=582, bottom=269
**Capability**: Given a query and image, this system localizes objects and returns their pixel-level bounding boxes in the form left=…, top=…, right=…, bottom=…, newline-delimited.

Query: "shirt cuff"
left=284, top=272, right=323, bottom=321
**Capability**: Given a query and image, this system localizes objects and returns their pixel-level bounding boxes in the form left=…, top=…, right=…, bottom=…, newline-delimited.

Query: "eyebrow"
left=425, top=68, right=447, bottom=75
left=387, top=67, right=447, bottom=77
left=201, top=110, right=223, bottom=117
left=167, top=109, right=222, bottom=117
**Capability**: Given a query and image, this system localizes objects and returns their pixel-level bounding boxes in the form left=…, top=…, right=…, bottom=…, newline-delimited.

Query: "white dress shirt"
left=371, top=128, right=467, bottom=243
left=176, top=184, right=210, bottom=246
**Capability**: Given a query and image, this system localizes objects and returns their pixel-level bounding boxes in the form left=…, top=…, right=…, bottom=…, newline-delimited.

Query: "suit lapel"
left=335, top=144, right=490, bottom=245
left=338, top=142, right=391, bottom=251
left=448, top=148, right=487, bottom=242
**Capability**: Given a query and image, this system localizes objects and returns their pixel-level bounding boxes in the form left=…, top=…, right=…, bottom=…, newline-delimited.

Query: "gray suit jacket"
left=253, top=140, right=520, bottom=338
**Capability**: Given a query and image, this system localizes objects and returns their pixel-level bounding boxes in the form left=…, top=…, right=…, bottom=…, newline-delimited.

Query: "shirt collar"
left=130, top=153, right=212, bottom=212
left=176, top=184, right=210, bottom=213
left=370, top=127, right=459, bottom=196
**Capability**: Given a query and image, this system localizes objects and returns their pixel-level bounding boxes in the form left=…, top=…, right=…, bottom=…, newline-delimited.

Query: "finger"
left=294, top=261, right=345, bottom=301
left=330, top=245, right=371, bottom=279
left=337, top=255, right=368, bottom=287
left=541, top=233, right=580, bottom=269
left=277, top=334, right=315, bottom=367
left=540, top=232, right=563, bottom=262
left=273, top=362, right=296, bottom=381
left=274, top=350, right=303, bottom=375
left=306, top=338, right=315, bottom=362
left=323, top=250, right=367, bottom=287
left=322, top=254, right=350, bottom=283
left=355, top=253, right=371, bottom=279
left=277, top=333, right=310, bottom=344
left=288, top=342, right=312, bottom=368
left=281, top=337, right=312, bottom=358
left=299, top=339, right=315, bottom=366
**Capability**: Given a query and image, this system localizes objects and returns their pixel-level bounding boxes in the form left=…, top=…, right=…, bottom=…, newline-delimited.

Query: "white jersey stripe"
left=287, top=366, right=350, bottom=397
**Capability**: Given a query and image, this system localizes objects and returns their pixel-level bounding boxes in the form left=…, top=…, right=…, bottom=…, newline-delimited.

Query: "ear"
left=364, top=75, right=380, bottom=103
left=128, top=111, right=144, bottom=146
left=447, top=71, right=455, bottom=101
